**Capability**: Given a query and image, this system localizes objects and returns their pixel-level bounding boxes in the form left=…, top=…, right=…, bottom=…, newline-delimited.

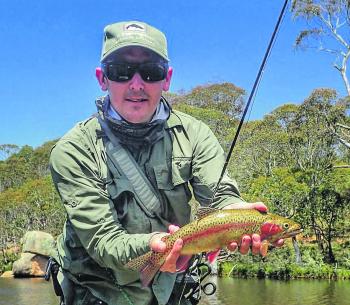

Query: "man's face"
left=96, top=47, right=172, bottom=124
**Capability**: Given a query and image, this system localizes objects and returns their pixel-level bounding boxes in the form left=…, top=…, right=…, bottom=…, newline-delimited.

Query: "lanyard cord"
left=211, top=0, right=289, bottom=202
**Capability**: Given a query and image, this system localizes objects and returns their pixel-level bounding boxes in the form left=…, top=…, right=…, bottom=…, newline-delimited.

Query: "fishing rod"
left=176, top=2, right=291, bottom=304
left=211, top=0, right=289, bottom=201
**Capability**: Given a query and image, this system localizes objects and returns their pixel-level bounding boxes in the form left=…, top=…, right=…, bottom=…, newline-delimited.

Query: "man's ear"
left=162, top=66, right=173, bottom=92
left=96, top=67, right=108, bottom=91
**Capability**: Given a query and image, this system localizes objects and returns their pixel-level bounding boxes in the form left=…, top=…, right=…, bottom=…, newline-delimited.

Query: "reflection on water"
left=200, top=276, right=350, bottom=305
left=1, top=276, right=350, bottom=305
left=0, top=278, right=58, bottom=305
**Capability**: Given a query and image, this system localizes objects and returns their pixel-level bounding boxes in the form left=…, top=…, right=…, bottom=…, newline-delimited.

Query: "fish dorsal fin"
left=195, top=206, right=218, bottom=220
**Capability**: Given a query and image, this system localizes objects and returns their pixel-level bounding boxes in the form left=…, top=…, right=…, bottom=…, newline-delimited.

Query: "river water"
left=0, top=276, right=349, bottom=305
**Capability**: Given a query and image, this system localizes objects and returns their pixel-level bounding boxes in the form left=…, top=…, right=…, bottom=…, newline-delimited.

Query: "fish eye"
left=282, top=223, right=289, bottom=229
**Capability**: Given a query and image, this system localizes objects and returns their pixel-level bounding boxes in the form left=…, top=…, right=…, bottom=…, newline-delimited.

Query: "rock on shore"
left=0, top=271, right=14, bottom=278
left=12, top=231, right=56, bottom=278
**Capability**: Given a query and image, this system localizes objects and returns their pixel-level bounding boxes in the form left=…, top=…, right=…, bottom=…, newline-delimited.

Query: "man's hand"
left=149, top=225, right=182, bottom=273
left=223, top=202, right=284, bottom=256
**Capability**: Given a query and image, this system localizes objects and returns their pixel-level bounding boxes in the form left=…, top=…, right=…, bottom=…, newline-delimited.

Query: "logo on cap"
left=124, top=23, right=145, bottom=32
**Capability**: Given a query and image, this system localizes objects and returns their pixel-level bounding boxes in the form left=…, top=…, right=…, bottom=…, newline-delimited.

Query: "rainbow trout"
left=126, top=207, right=302, bottom=286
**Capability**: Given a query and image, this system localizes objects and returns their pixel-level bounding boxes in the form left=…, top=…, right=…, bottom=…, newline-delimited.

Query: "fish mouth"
left=282, top=229, right=303, bottom=239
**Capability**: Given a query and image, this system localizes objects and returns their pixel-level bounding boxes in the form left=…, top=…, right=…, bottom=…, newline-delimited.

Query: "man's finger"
left=239, top=235, right=251, bottom=255
left=223, top=202, right=268, bottom=213
left=260, top=240, right=269, bottom=257
left=168, top=225, right=180, bottom=234
left=251, top=202, right=268, bottom=213
left=160, top=239, right=183, bottom=272
left=150, top=233, right=168, bottom=252
left=227, top=241, right=238, bottom=252
left=251, top=234, right=261, bottom=255
left=274, top=239, right=284, bottom=248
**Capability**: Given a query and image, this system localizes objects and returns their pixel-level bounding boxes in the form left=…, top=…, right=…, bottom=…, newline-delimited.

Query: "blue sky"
left=0, top=0, right=346, bottom=148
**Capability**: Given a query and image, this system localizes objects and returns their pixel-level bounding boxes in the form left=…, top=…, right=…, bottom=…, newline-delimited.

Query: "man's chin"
left=124, top=113, right=152, bottom=124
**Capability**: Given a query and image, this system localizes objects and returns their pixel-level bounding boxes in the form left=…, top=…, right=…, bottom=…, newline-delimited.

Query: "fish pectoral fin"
left=125, top=251, right=163, bottom=287
left=206, top=249, right=221, bottom=264
left=176, top=255, right=193, bottom=272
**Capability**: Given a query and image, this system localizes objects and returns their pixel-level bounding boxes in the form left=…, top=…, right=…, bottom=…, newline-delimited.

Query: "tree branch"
left=336, top=123, right=350, bottom=130
left=333, top=165, right=350, bottom=168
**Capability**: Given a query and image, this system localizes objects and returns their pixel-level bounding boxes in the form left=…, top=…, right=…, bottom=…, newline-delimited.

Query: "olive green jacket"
left=50, top=104, right=244, bottom=305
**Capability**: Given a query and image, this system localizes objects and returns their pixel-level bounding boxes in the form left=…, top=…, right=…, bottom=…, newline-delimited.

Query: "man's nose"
left=129, top=73, right=145, bottom=91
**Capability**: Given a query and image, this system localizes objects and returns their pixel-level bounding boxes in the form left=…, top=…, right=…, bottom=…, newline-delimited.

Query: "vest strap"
left=97, top=115, right=162, bottom=217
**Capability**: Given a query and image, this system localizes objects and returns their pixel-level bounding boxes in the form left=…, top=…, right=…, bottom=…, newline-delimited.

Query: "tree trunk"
left=339, top=50, right=350, bottom=96
left=326, top=237, right=336, bottom=264
left=315, top=228, right=325, bottom=254
left=292, top=237, right=302, bottom=264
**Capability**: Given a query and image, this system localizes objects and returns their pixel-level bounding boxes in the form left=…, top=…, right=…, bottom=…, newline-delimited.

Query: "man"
left=50, top=21, right=283, bottom=305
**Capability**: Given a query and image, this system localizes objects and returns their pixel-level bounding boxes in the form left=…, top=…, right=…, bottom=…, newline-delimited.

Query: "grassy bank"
left=219, top=261, right=350, bottom=280
left=218, top=240, right=350, bottom=280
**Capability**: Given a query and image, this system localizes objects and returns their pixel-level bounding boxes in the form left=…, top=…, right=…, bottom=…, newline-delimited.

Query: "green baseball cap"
left=101, top=21, right=169, bottom=62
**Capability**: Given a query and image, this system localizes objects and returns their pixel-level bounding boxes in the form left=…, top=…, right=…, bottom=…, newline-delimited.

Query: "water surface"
left=1, top=276, right=349, bottom=305
left=0, top=277, right=59, bottom=305
left=200, top=276, right=350, bottom=305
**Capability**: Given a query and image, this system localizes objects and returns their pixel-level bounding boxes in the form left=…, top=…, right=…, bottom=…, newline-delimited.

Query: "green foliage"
left=0, top=140, right=57, bottom=192
left=219, top=241, right=350, bottom=280
left=0, top=144, right=20, bottom=160
left=0, top=139, right=62, bottom=253
left=170, top=83, right=243, bottom=149
left=0, top=176, right=65, bottom=251
left=169, top=82, right=245, bottom=119
left=0, top=251, right=19, bottom=274
left=232, top=119, right=291, bottom=186
left=232, top=88, right=350, bottom=264
left=245, top=168, right=309, bottom=218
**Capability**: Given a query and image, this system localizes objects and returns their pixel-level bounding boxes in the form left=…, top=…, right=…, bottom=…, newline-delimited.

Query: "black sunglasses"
left=102, top=62, right=168, bottom=83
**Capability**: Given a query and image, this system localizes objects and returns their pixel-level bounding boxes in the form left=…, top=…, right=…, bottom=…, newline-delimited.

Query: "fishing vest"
left=95, top=97, right=193, bottom=233
left=97, top=111, right=171, bottom=228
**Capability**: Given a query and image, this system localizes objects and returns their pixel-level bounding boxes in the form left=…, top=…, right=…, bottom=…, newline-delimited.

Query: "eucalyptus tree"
left=291, top=0, right=350, bottom=95
left=247, top=167, right=309, bottom=219
left=232, top=88, right=348, bottom=262
left=231, top=119, right=289, bottom=191
left=285, top=88, right=349, bottom=262
left=0, top=144, right=19, bottom=160
left=169, top=82, right=245, bottom=149
left=291, top=0, right=350, bottom=149
left=231, top=104, right=299, bottom=191
left=170, top=82, right=245, bottom=120
left=0, top=176, right=65, bottom=246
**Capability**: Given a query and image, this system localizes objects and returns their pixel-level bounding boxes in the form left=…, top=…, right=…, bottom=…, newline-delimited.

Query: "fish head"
left=260, top=216, right=302, bottom=243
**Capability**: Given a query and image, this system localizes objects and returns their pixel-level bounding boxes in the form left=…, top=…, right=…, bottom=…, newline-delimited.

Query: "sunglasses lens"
left=104, top=63, right=167, bottom=82
left=139, top=63, right=167, bottom=82
left=105, top=64, right=134, bottom=82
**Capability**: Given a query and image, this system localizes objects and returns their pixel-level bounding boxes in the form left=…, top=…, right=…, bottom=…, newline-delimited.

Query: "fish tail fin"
left=125, top=251, right=153, bottom=271
left=125, top=251, right=164, bottom=287
left=139, top=258, right=163, bottom=287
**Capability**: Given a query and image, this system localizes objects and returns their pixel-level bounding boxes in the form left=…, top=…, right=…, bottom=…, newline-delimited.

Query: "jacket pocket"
left=154, top=163, right=172, bottom=190
left=171, top=157, right=192, bottom=186
left=153, top=157, right=192, bottom=190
